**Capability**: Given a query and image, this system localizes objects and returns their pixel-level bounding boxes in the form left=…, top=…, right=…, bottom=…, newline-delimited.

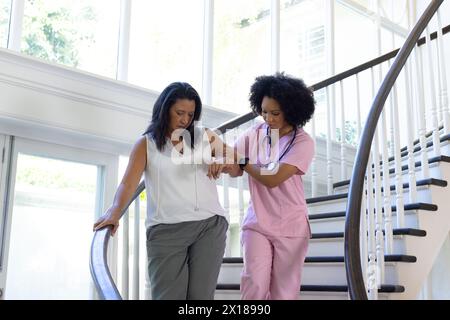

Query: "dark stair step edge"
left=216, top=283, right=404, bottom=293
left=223, top=254, right=416, bottom=264
left=334, top=156, right=450, bottom=189
left=308, top=179, right=445, bottom=205
left=309, top=228, right=426, bottom=239
left=309, top=202, right=438, bottom=220
left=389, top=133, right=449, bottom=164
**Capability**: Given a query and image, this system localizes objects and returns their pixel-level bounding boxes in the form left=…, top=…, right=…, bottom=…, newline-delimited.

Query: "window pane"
left=128, top=0, right=203, bottom=93
left=21, top=0, right=120, bottom=78
left=280, top=0, right=326, bottom=85
left=6, top=154, right=98, bottom=299
left=335, top=1, right=378, bottom=73
left=213, top=0, right=270, bottom=114
left=0, top=0, right=11, bottom=48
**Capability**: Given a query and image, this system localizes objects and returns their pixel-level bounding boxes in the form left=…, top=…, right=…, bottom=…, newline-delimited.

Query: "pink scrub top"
left=235, top=122, right=315, bottom=238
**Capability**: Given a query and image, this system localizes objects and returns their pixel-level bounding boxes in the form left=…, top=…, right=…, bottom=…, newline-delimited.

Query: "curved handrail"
left=89, top=181, right=145, bottom=300
left=344, top=0, right=444, bottom=300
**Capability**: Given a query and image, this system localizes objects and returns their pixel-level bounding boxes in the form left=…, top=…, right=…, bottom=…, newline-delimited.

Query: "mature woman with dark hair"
left=93, top=82, right=228, bottom=300
left=220, top=72, right=316, bottom=300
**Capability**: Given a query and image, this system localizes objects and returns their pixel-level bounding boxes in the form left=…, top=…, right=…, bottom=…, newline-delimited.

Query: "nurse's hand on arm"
left=205, top=128, right=237, bottom=180
left=93, top=136, right=147, bottom=236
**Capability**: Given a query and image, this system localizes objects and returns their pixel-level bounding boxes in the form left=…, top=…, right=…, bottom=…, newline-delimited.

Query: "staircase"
left=215, top=135, right=450, bottom=300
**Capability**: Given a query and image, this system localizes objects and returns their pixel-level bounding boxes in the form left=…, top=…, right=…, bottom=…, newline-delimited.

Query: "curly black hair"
left=249, top=72, right=315, bottom=127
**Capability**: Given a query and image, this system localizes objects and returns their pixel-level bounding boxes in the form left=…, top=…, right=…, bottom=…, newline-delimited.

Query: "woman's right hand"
left=93, top=207, right=121, bottom=236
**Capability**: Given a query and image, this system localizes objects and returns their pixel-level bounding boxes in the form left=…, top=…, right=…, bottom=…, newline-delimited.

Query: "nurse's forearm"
left=243, top=163, right=298, bottom=188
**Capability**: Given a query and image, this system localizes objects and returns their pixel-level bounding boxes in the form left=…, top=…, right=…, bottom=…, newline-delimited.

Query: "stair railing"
left=90, top=11, right=450, bottom=299
left=344, top=0, right=446, bottom=300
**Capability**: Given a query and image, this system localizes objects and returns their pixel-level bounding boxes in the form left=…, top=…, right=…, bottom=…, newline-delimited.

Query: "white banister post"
left=391, top=80, right=405, bottom=228
left=436, top=9, right=449, bottom=135
left=325, top=0, right=336, bottom=141
left=339, top=81, right=346, bottom=181
left=414, top=46, right=430, bottom=179
left=132, top=198, right=140, bottom=300
left=366, top=153, right=378, bottom=300
left=121, top=209, right=129, bottom=299
left=380, top=106, right=393, bottom=255
left=404, top=63, right=418, bottom=204
left=355, top=74, right=362, bottom=141
left=222, top=174, right=231, bottom=257
left=360, top=177, right=368, bottom=290
left=425, top=27, right=441, bottom=157
left=372, top=127, right=385, bottom=287
left=311, top=115, right=317, bottom=197
left=326, top=86, right=333, bottom=194
left=237, top=176, right=245, bottom=257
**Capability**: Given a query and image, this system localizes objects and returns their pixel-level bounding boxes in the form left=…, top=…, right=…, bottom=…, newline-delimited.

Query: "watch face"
left=239, top=157, right=248, bottom=169
left=266, top=162, right=276, bottom=171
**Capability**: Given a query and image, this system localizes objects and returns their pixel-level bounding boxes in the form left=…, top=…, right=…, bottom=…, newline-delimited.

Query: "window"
left=21, top=0, right=120, bottom=78
left=280, top=0, right=326, bottom=85
left=213, top=0, right=270, bottom=114
left=6, top=154, right=99, bottom=299
left=128, top=0, right=204, bottom=93
left=0, top=0, right=11, bottom=48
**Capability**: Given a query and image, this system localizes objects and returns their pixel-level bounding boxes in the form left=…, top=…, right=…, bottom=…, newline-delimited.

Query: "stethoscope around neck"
left=260, top=125, right=297, bottom=169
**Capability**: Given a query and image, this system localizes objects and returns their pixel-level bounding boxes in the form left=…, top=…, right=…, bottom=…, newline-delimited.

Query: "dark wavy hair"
left=143, top=82, right=202, bottom=152
left=249, top=72, right=315, bottom=127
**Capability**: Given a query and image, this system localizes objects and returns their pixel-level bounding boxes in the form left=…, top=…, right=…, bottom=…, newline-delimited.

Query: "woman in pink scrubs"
left=223, top=73, right=316, bottom=300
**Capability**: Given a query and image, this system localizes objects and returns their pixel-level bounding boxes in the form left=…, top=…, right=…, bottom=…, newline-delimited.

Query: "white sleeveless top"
left=144, top=127, right=228, bottom=228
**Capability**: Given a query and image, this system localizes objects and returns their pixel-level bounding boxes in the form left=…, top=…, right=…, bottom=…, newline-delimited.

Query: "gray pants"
left=146, top=215, right=228, bottom=300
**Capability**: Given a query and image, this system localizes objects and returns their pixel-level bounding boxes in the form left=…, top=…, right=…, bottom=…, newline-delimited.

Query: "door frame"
left=0, top=136, right=118, bottom=299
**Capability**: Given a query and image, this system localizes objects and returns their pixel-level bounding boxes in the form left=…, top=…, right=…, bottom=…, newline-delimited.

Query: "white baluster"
left=437, top=10, right=449, bottom=134
left=331, top=84, right=337, bottom=141
left=339, top=81, right=346, bottom=181
left=311, top=114, right=317, bottom=197
left=380, top=107, right=393, bottom=255
left=376, top=58, right=394, bottom=257
left=132, top=198, right=140, bottom=300
left=413, top=46, right=430, bottom=179
left=372, top=127, right=385, bottom=288
left=237, top=175, right=245, bottom=257
left=425, top=27, right=441, bottom=156
left=222, top=174, right=231, bottom=257
left=391, top=80, right=405, bottom=228
left=356, top=74, right=362, bottom=142
left=326, top=86, right=333, bottom=194
left=366, top=153, right=378, bottom=300
left=122, top=209, right=129, bottom=299
left=388, top=38, right=396, bottom=158
left=404, top=63, right=418, bottom=204
left=360, top=177, right=369, bottom=290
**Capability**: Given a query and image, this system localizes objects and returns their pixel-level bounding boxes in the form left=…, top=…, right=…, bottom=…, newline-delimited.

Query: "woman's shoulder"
left=295, top=128, right=315, bottom=147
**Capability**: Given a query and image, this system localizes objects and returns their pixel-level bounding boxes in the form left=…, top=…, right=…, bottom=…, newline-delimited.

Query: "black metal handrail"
left=344, top=0, right=444, bottom=300
left=90, top=15, right=449, bottom=299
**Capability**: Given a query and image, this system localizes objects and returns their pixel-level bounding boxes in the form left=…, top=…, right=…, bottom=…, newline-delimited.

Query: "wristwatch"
left=239, top=157, right=249, bottom=170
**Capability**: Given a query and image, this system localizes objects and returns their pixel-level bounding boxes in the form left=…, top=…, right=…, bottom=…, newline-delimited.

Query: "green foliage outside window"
left=21, top=0, right=97, bottom=67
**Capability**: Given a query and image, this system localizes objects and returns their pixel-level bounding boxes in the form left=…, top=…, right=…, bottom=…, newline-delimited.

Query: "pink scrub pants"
left=240, top=229, right=309, bottom=300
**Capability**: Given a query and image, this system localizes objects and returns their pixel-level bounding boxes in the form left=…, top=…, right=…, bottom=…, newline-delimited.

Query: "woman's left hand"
left=207, top=160, right=227, bottom=180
